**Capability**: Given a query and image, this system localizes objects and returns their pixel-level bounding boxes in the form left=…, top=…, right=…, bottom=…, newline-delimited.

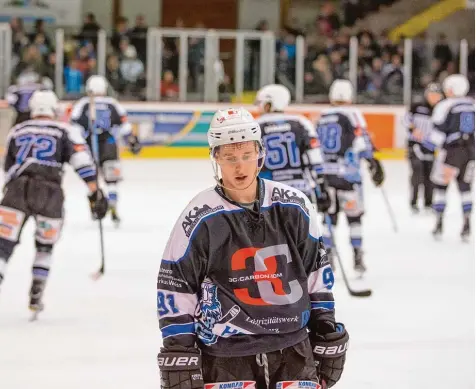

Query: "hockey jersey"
left=430, top=97, right=475, bottom=149
left=6, top=83, right=47, bottom=114
left=69, top=96, right=132, bottom=138
left=257, top=113, right=323, bottom=195
left=3, top=119, right=97, bottom=185
left=157, top=179, right=335, bottom=357
left=316, top=106, right=374, bottom=186
left=403, top=102, right=436, bottom=158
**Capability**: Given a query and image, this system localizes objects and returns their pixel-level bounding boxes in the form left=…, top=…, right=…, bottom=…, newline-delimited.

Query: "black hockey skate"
left=29, top=279, right=46, bottom=321
left=410, top=203, right=419, bottom=214
left=432, top=215, right=443, bottom=239
left=353, top=248, right=366, bottom=276
left=461, top=217, right=470, bottom=242
left=110, top=207, right=121, bottom=227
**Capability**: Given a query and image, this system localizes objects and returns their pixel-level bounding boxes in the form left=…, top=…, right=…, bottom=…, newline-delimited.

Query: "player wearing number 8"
left=156, top=107, right=348, bottom=389
left=0, top=90, right=108, bottom=319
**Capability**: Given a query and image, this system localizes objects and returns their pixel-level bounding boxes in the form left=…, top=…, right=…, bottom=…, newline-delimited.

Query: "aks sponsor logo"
left=271, top=187, right=309, bottom=213
left=181, top=204, right=224, bottom=237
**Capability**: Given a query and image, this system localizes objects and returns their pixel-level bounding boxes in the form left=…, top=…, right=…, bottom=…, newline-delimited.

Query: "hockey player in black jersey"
left=413, top=74, right=474, bottom=240
left=157, top=108, right=348, bottom=389
left=316, top=80, right=384, bottom=274
left=404, top=83, right=443, bottom=213
left=255, top=84, right=331, bottom=213
left=70, top=75, right=141, bottom=225
left=0, top=90, right=108, bottom=318
left=5, top=72, right=52, bottom=125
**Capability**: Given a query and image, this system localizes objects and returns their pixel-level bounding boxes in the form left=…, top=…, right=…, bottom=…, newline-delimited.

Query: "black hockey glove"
left=310, top=321, right=349, bottom=388
left=158, top=348, right=204, bottom=389
left=88, top=189, right=108, bottom=220
left=127, top=134, right=142, bottom=155
left=368, top=158, right=384, bottom=187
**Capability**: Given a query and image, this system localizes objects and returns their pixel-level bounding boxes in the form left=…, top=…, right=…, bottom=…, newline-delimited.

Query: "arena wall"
left=0, top=101, right=407, bottom=160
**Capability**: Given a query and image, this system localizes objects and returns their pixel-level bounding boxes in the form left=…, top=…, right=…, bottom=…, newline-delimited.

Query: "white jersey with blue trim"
left=428, top=97, right=475, bottom=148
left=70, top=96, right=132, bottom=138
left=316, top=106, right=374, bottom=184
left=257, top=113, right=323, bottom=195
left=157, top=178, right=335, bottom=357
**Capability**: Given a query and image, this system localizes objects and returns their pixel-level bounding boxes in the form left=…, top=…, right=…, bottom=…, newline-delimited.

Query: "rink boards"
left=0, top=101, right=407, bottom=160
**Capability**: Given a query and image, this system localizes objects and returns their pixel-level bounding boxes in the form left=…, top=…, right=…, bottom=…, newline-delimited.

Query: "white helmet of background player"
left=208, top=107, right=265, bottom=186
left=255, top=84, right=291, bottom=113
left=442, top=74, right=470, bottom=98
left=86, top=75, right=108, bottom=96
left=329, top=79, right=354, bottom=104
left=29, top=90, right=59, bottom=118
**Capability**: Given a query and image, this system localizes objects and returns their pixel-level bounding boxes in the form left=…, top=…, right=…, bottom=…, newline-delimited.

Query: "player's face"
left=216, top=141, right=260, bottom=190
left=427, top=92, right=443, bottom=106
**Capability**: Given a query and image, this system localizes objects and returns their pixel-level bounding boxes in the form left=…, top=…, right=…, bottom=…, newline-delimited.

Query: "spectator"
left=304, top=55, right=333, bottom=95
left=11, top=44, right=48, bottom=83
left=319, top=2, right=341, bottom=32
left=367, top=57, right=385, bottom=95
left=433, top=33, right=453, bottom=69
left=160, top=70, right=179, bottom=100
left=120, top=45, right=144, bottom=85
left=130, top=14, right=148, bottom=62
left=10, top=17, right=29, bottom=61
left=112, top=17, right=130, bottom=54
left=188, top=22, right=205, bottom=92
left=45, top=51, right=56, bottom=85
left=381, top=54, right=404, bottom=100
left=106, top=54, right=126, bottom=93
left=29, top=19, right=52, bottom=51
left=78, top=12, right=101, bottom=48
left=329, top=50, right=347, bottom=79
left=64, top=59, right=83, bottom=95
left=33, top=33, right=50, bottom=59
left=75, top=45, right=95, bottom=78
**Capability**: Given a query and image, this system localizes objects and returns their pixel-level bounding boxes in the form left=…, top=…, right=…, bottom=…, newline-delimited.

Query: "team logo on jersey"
left=276, top=381, right=321, bottom=389
left=181, top=204, right=224, bottom=237
left=205, top=381, right=256, bottom=389
left=195, top=278, right=244, bottom=345
left=271, top=187, right=309, bottom=213
left=230, top=244, right=303, bottom=306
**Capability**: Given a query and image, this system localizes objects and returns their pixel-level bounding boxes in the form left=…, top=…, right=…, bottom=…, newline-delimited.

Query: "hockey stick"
left=380, top=186, right=398, bottom=233
left=88, top=93, right=106, bottom=279
left=323, top=214, right=372, bottom=298
left=303, top=168, right=372, bottom=297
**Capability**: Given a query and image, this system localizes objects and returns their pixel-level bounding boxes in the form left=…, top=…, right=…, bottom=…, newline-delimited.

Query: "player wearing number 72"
left=156, top=107, right=349, bottom=389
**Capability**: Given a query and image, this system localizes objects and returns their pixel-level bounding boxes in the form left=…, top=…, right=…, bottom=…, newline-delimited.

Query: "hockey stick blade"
left=349, top=288, right=372, bottom=297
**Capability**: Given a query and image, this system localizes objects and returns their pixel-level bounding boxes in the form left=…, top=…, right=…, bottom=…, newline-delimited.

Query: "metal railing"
left=0, top=24, right=472, bottom=106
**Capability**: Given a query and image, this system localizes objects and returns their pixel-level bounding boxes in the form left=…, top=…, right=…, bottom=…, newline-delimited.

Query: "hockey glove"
left=158, top=348, right=204, bottom=389
left=368, top=158, right=384, bottom=187
left=127, top=134, right=142, bottom=155
left=310, top=321, right=349, bottom=388
left=88, top=189, right=108, bottom=220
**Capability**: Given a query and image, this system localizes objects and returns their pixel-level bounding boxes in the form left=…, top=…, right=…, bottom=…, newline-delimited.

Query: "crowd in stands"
left=6, top=1, right=475, bottom=103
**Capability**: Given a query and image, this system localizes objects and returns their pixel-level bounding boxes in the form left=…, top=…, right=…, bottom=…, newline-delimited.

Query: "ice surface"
left=0, top=160, right=474, bottom=389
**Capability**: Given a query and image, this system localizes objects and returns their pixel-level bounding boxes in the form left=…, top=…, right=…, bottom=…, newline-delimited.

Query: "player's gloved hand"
left=315, top=186, right=331, bottom=213
left=88, top=189, right=108, bottom=220
left=127, top=134, right=142, bottom=155
left=368, top=158, right=384, bottom=187
left=158, top=348, right=203, bottom=389
left=310, top=320, right=349, bottom=388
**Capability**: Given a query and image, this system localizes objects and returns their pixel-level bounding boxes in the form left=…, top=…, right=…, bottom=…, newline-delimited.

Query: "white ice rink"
left=0, top=160, right=474, bottom=389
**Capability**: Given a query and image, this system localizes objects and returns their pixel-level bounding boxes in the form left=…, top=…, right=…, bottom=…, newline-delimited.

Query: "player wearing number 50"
left=0, top=90, right=108, bottom=318
left=157, top=107, right=348, bottom=389
left=316, top=80, right=384, bottom=274
left=70, top=75, right=141, bottom=226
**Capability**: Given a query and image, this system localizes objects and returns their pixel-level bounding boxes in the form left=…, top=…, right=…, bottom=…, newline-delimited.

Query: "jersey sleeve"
left=111, top=100, right=132, bottom=137
left=64, top=124, right=97, bottom=183
left=299, top=117, right=324, bottom=174
left=298, top=196, right=336, bottom=330
left=157, top=208, right=207, bottom=351
left=69, top=98, right=89, bottom=136
left=3, top=132, right=16, bottom=175
left=429, top=100, right=451, bottom=147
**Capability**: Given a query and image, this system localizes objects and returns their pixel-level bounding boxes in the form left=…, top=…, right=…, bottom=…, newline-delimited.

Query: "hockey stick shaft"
left=89, top=94, right=106, bottom=275
left=323, top=214, right=371, bottom=297
left=380, top=186, right=398, bottom=232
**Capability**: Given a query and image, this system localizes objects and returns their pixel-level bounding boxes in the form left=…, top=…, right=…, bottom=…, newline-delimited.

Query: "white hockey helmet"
left=442, top=74, right=469, bottom=97
left=329, top=79, right=354, bottom=103
left=208, top=107, right=262, bottom=149
left=29, top=90, right=59, bottom=118
left=255, top=84, right=291, bottom=112
left=86, top=75, right=108, bottom=95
